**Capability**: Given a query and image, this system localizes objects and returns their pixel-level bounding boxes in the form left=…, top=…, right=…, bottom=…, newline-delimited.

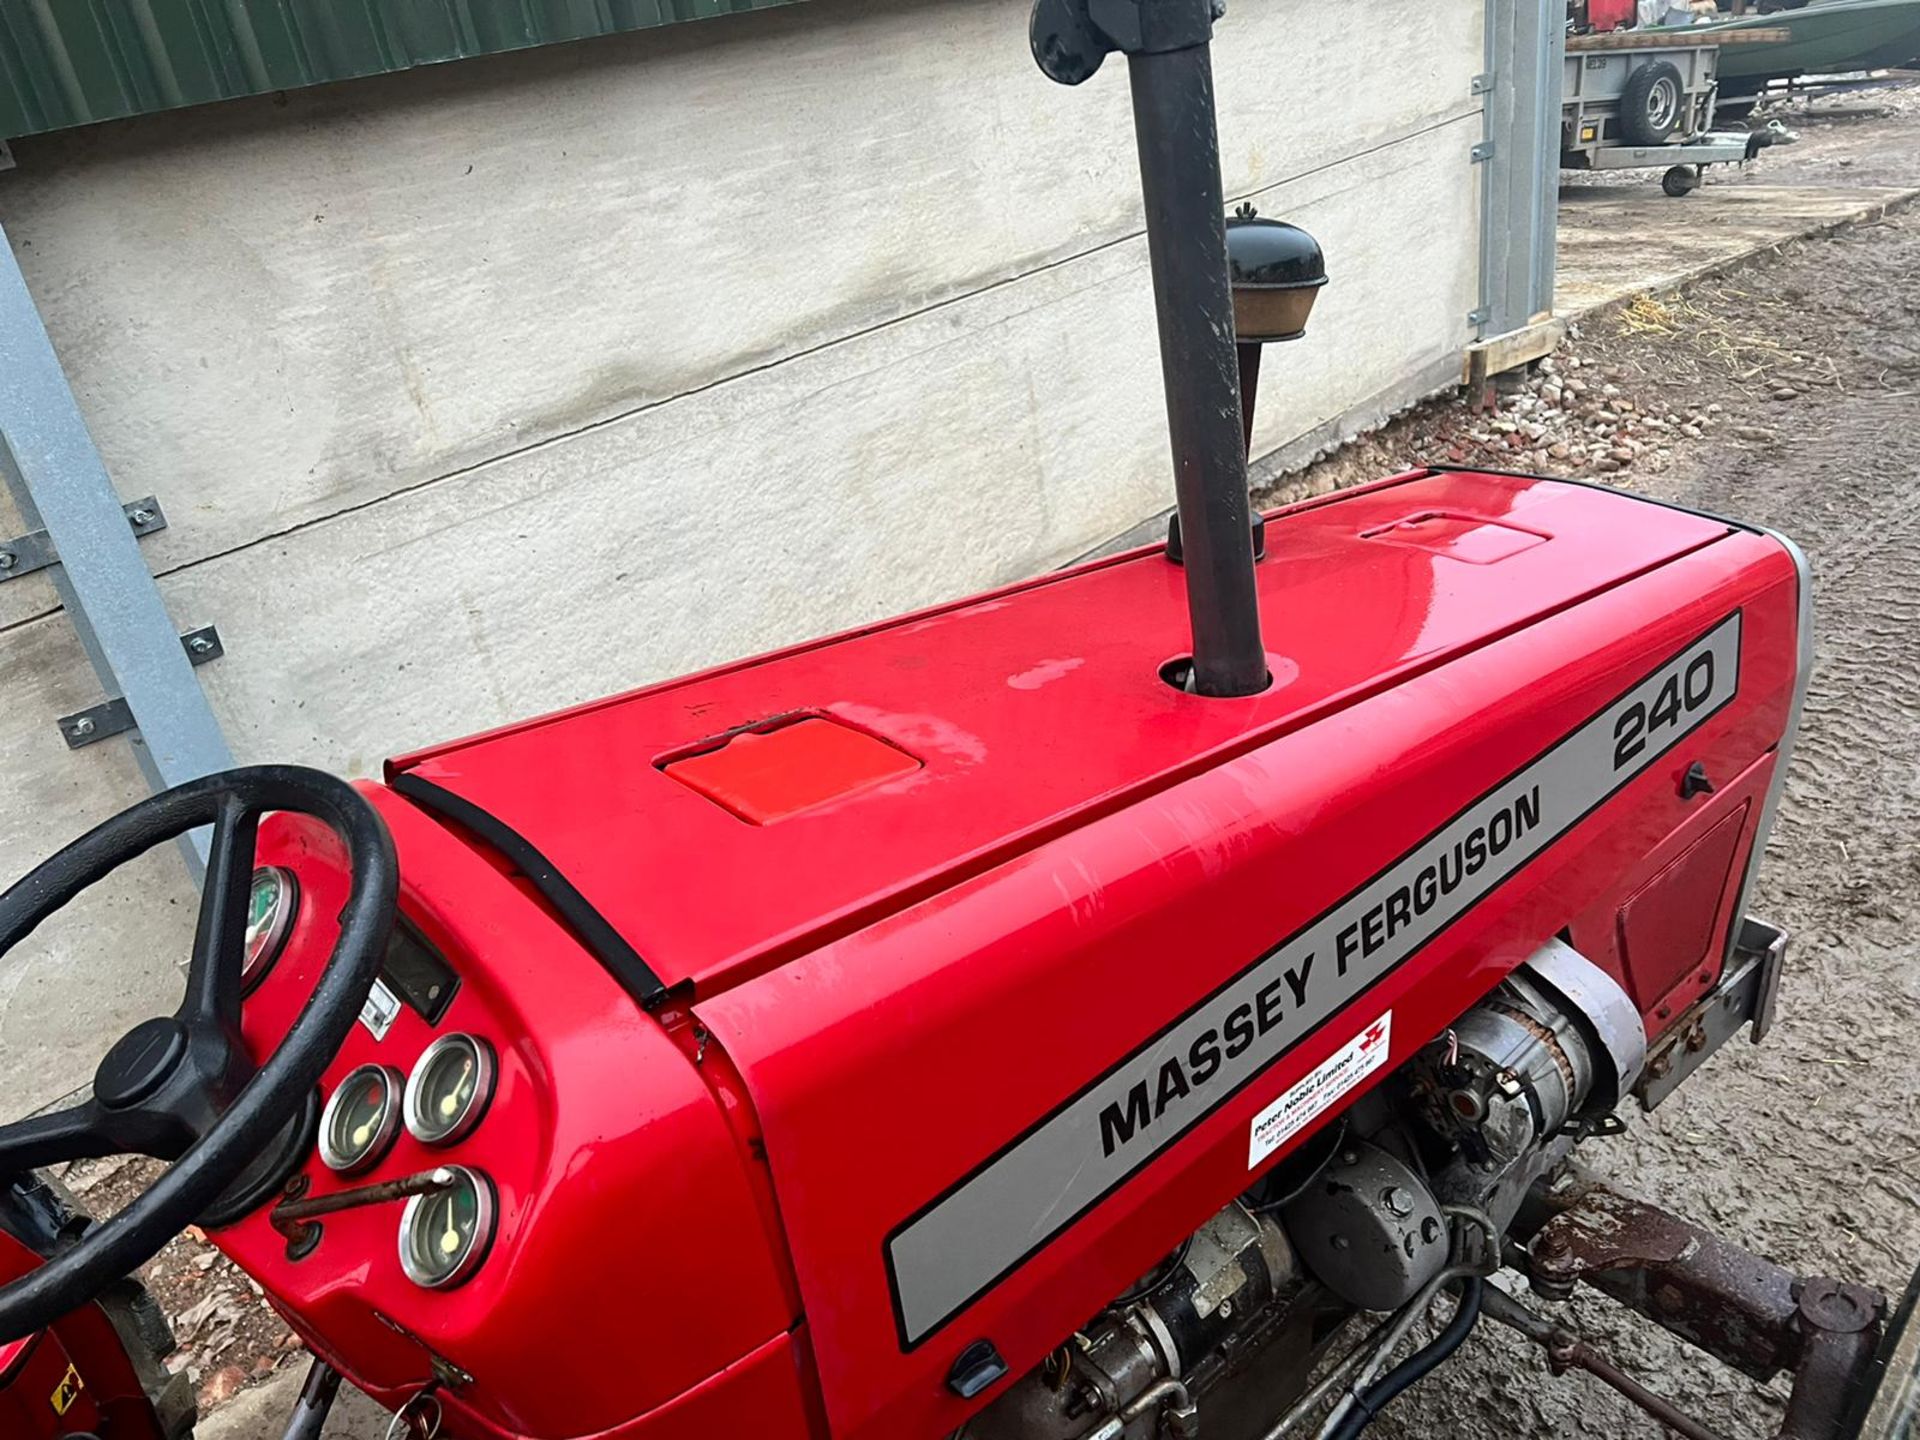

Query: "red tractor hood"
left=389, top=470, right=1731, bottom=1006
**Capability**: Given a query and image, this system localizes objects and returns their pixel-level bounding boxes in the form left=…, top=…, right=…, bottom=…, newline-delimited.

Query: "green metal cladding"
left=0, top=0, right=804, bottom=141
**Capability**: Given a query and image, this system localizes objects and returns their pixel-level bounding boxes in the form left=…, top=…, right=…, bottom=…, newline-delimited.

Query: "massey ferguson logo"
left=1097, top=784, right=1542, bottom=1160
left=1097, top=955, right=1317, bottom=1158
left=1098, top=783, right=1543, bottom=1167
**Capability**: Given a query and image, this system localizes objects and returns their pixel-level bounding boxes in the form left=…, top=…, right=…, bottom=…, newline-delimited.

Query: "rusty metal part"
left=1529, top=1182, right=1801, bottom=1375
left=1523, top=1180, right=1885, bottom=1439
left=271, top=1167, right=460, bottom=1250
left=1637, top=918, right=1787, bottom=1111
left=1481, top=1286, right=1733, bottom=1440
left=1779, top=1279, right=1884, bottom=1440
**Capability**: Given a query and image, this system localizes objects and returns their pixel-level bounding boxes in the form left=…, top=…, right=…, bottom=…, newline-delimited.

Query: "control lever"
left=269, top=1166, right=459, bottom=1257
left=279, top=1358, right=343, bottom=1440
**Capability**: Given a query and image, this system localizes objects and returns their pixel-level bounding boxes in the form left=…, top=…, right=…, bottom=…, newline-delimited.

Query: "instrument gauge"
left=242, top=867, right=299, bottom=992
left=399, top=1166, right=496, bottom=1289
left=403, top=1034, right=496, bottom=1146
left=318, top=1064, right=403, bottom=1174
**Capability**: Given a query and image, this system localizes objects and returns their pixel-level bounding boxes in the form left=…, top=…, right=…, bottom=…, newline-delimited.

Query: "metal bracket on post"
left=0, top=222, right=234, bottom=876
left=1472, top=0, right=1563, bottom=348
left=60, top=627, right=225, bottom=748
left=0, top=497, right=167, bottom=580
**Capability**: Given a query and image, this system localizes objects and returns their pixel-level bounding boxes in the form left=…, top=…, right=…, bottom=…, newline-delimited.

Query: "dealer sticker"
left=1248, top=1011, right=1392, bottom=1168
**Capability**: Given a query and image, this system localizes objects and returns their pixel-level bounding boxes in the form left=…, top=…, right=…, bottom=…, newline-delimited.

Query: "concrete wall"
left=0, top=0, right=1486, bottom=1114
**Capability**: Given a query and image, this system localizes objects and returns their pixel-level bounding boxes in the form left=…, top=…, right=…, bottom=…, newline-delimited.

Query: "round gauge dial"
left=403, top=1034, right=496, bottom=1146
left=399, top=1166, right=496, bottom=1290
left=318, top=1064, right=403, bottom=1174
left=242, top=867, right=299, bottom=992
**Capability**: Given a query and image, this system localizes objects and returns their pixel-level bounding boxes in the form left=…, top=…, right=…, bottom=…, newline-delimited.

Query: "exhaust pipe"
left=1030, top=0, right=1268, bottom=697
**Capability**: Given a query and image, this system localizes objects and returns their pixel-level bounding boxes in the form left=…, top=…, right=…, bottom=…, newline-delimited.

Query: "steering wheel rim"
left=0, top=764, right=396, bottom=1344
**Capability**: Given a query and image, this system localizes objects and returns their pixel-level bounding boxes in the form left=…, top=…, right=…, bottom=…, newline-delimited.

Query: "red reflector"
left=660, top=717, right=922, bottom=825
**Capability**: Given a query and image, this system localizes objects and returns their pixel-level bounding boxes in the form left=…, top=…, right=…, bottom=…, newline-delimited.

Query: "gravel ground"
left=1286, top=211, right=1920, bottom=1440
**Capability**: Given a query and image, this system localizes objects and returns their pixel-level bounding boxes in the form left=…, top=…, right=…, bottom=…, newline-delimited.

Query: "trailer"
left=1562, top=29, right=1793, bottom=194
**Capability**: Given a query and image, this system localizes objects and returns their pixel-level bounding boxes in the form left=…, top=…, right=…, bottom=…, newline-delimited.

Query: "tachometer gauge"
left=403, top=1034, right=496, bottom=1146
left=318, top=1064, right=403, bottom=1174
left=242, top=867, right=299, bottom=992
left=399, top=1166, right=496, bottom=1289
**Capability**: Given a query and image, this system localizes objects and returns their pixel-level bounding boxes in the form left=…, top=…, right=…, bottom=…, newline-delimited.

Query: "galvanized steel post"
left=0, top=224, right=232, bottom=874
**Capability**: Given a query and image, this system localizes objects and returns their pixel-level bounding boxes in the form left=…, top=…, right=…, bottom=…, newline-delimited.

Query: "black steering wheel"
left=0, top=765, right=396, bottom=1344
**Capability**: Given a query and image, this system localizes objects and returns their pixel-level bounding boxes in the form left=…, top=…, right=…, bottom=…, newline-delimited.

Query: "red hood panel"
left=390, top=472, right=1729, bottom=999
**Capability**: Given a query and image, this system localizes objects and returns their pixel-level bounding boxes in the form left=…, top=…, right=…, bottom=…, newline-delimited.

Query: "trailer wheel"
left=1662, top=164, right=1700, bottom=198
left=1622, top=60, right=1686, bottom=146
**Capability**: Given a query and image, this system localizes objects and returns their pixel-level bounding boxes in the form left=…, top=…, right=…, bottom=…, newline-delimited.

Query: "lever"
left=279, top=1358, right=343, bottom=1440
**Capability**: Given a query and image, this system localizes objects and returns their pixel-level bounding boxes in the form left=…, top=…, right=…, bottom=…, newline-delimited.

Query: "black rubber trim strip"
left=390, top=771, right=671, bottom=1010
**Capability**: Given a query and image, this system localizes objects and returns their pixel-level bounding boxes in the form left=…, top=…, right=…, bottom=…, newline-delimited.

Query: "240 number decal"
left=1613, top=651, right=1716, bottom=770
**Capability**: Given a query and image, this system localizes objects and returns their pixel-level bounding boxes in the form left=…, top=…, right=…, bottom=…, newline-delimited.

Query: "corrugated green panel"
left=0, top=0, right=805, bottom=141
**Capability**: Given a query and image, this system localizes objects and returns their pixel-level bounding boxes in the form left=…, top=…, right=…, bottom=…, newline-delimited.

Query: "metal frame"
left=1586, top=133, right=1751, bottom=169
left=0, top=222, right=232, bottom=873
left=1475, top=0, right=1564, bottom=337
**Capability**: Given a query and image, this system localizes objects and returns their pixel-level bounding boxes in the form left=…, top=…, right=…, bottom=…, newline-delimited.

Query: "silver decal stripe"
left=885, top=613, right=1743, bottom=1347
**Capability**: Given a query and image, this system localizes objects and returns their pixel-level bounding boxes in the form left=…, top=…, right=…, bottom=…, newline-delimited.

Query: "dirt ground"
left=1272, top=214, right=1920, bottom=1440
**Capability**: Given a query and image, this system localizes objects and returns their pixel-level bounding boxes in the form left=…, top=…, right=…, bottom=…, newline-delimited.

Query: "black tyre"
left=1621, top=60, right=1686, bottom=146
left=1662, top=164, right=1699, bottom=198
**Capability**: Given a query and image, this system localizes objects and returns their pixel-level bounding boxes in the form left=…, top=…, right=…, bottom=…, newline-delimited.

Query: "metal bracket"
left=0, top=496, right=166, bottom=581
left=1634, top=918, right=1787, bottom=1111
left=1466, top=306, right=1490, bottom=328
left=1471, top=72, right=1495, bottom=95
left=1470, top=140, right=1496, bottom=163
left=59, top=626, right=224, bottom=748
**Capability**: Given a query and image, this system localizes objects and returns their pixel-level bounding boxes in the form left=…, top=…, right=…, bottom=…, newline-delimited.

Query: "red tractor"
left=0, top=2, right=1914, bottom=1439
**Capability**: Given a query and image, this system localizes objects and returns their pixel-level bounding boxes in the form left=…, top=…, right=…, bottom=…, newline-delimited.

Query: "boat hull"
left=1640, top=0, right=1920, bottom=92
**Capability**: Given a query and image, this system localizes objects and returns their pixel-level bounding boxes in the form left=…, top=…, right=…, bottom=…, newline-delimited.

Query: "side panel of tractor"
left=694, top=517, right=1797, bottom=1438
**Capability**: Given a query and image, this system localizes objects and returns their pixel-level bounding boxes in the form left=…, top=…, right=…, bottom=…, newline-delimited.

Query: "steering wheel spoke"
left=0, top=1101, right=117, bottom=1177
left=182, top=795, right=260, bottom=1030
left=0, top=765, right=396, bottom=1345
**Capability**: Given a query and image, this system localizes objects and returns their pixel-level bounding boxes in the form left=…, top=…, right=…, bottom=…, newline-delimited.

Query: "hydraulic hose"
left=1323, top=1277, right=1485, bottom=1440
